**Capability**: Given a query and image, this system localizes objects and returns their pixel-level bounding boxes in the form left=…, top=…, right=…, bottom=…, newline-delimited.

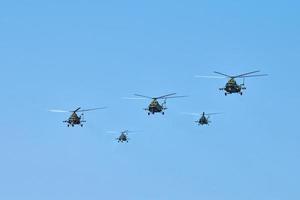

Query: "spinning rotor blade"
left=122, top=130, right=141, bottom=135
left=77, top=107, right=107, bottom=112
left=72, top=107, right=81, bottom=113
left=234, top=70, right=260, bottom=78
left=156, top=93, right=177, bottom=99
left=134, top=93, right=185, bottom=100
left=205, top=112, right=222, bottom=116
left=214, top=71, right=232, bottom=78
left=134, top=94, right=153, bottom=99
left=164, top=95, right=188, bottom=99
left=122, top=130, right=131, bottom=134
left=239, top=74, right=268, bottom=78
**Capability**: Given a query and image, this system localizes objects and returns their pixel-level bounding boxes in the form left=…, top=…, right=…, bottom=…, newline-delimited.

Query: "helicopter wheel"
left=80, top=124, right=83, bottom=127
left=225, top=93, right=227, bottom=96
left=240, top=92, right=243, bottom=95
left=148, top=112, right=150, bottom=115
left=67, top=124, right=70, bottom=127
left=162, top=112, right=165, bottom=115
left=72, top=124, right=74, bottom=127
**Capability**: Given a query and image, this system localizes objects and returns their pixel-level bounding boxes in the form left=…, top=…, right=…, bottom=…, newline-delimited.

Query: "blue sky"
left=0, top=0, right=299, bottom=199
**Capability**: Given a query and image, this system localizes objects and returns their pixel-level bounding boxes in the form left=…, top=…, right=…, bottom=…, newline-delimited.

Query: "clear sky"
left=0, top=0, right=299, bottom=199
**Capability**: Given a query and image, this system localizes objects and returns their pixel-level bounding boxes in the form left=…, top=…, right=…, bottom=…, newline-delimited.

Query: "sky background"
left=0, top=0, right=300, bottom=199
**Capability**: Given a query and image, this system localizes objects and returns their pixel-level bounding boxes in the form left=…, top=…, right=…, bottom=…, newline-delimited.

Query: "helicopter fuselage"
left=146, top=100, right=165, bottom=115
left=117, top=133, right=128, bottom=143
left=64, top=112, right=85, bottom=127
left=222, top=79, right=245, bottom=95
left=197, top=114, right=210, bottom=125
left=199, top=116, right=208, bottom=125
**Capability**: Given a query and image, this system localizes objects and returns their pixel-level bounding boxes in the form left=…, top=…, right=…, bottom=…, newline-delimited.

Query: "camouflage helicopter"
left=49, top=107, right=106, bottom=127
left=133, top=93, right=187, bottom=115
left=214, top=70, right=267, bottom=95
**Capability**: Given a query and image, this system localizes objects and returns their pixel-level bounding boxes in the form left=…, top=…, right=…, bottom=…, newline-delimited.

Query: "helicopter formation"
left=50, top=70, right=267, bottom=143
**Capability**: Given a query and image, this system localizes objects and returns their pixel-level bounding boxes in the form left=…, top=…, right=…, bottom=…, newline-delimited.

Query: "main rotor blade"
left=164, top=95, right=188, bottom=99
left=134, top=94, right=153, bottom=99
left=77, top=107, right=107, bottom=112
left=122, top=130, right=131, bottom=134
left=213, top=71, right=232, bottom=78
left=237, top=74, right=268, bottom=78
left=156, top=93, right=177, bottom=99
left=49, top=109, right=69, bottom=113
left=206, top=112, right=222, bottom=116
left=195, top=75, right=225, bottom=79
left=122, top=130, right=141, bottom=134
left=73, top=107, right=81, bottom=112
left=234, top=70, right=260, bottom=78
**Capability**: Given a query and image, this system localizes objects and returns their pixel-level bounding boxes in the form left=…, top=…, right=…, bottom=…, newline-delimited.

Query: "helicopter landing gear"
left=67, top=124, right=70, bottom=127
left=225, top=93, right=227, bottom=96
left=162, top=112, right=165, bottom=115
left=80, top=124, right=83, bottom=127
left=148, top=112, right=150, bottom=115
left=240, top=92, right=243, bottom=95
left=71, top=124, right=74, bottom=127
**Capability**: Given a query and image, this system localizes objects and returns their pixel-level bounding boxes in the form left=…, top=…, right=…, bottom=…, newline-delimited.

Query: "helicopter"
left=107, top=130, right=135, bottom=143
left=196, top=112, right=221, bottom=125
left=183, top=112, right=221, bottom=125
left=214, top=70, right=268, bottom=95
left=49, top=107, right=106, bottom=127
left=133, top=93, right=187, bottom=115
left=116, top=130, right=131, bottom=143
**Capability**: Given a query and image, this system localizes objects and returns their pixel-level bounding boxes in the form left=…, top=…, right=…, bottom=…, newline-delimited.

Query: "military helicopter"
left=49, top=107, right=106, bottom=127
left=196, top=112, right=221, bottom=125
left=116, top=130, right=131, bottom=143
left=107, top=130, right=136, bottom=143
left=133, top=93, right=187, bottom=115
left=184, top=112, right=221, bottom=126
left=213, top=70, right=268, bottom=95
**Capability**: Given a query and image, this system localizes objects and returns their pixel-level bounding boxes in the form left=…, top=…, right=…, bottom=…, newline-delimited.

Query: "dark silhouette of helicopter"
left=183, top=112, right=221, bottom=126
left=134, top=93, right=187, bottom=115
left=214, top=70, right=267, bottom=95
left=49, top=107, right=106, bottom=127
left=107, top=130, right=135, bottom=143
left=116, top=130, right=131, bottom=143
left=196, top=112, right=221, bottom=125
